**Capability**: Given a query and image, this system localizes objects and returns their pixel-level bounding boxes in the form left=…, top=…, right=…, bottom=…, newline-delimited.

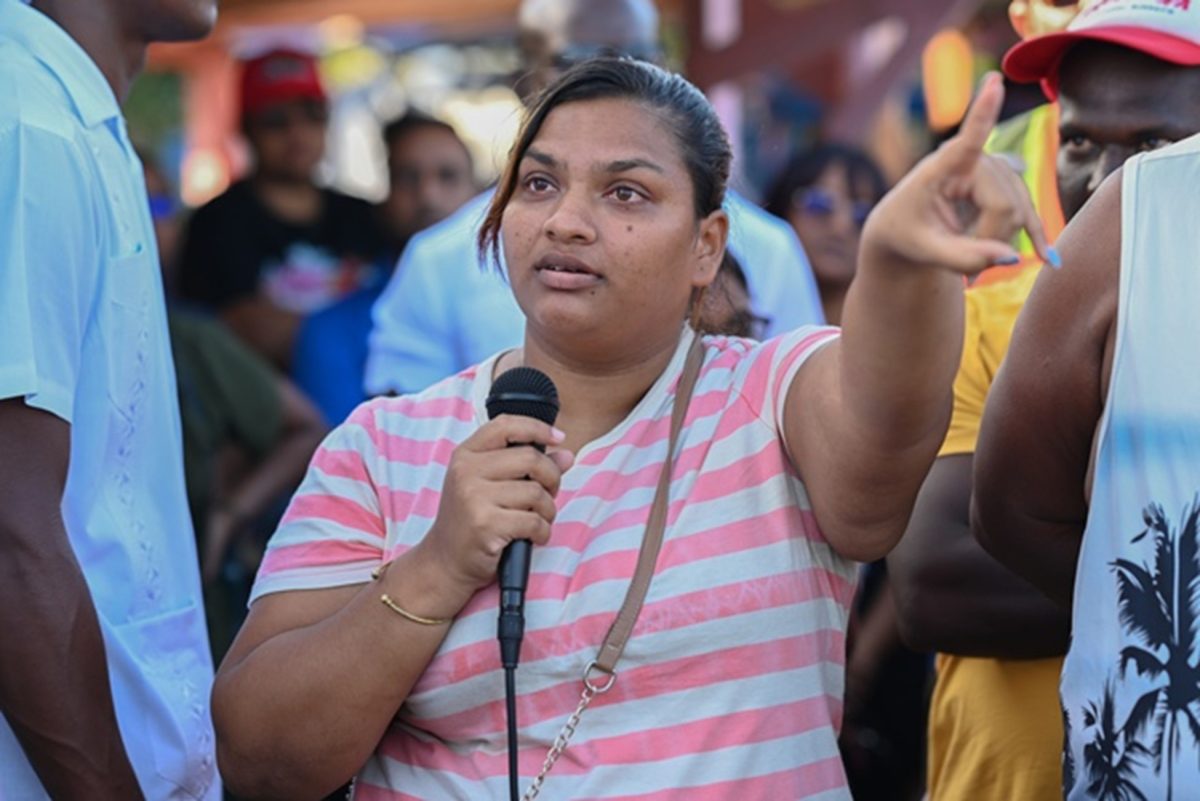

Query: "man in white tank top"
left=975, top=4, right=1200, bottom=796
left=890, top=4, right=1200, bottom=798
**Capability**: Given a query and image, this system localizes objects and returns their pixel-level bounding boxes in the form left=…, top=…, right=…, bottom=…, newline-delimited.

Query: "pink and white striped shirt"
left=252, top=326, right=854, bottom=800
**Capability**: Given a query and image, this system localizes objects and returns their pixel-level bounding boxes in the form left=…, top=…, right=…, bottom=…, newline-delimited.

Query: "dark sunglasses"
left=252, top=100, right=329, bottom=131
left=794, top=187, right=874, bottom=228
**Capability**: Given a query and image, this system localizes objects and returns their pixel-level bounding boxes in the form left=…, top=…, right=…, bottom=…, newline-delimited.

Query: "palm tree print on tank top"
left=1076, top=500, right=1200, bottom=801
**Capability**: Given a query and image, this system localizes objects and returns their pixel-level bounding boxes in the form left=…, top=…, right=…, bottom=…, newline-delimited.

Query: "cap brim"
left=1003, top=26, right=1200, bottom=100
left=242, top=84, right=328, bottom=117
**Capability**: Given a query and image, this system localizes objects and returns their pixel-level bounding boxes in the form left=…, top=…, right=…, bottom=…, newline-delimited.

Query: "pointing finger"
left=940, top=72, right=1005, bottom=176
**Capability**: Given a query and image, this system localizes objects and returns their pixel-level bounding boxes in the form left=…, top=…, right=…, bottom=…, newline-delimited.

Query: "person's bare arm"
left=786, top=75, right=1050, bottom=562
left=222, top=298, right=302, bottom=370
left=0, top=400, right=144, bottom=800
left=203, top=377, right=328, bottom=583
left=972, top=173, right=1120, bottom=607
left=213, top=415, right=572, bottom=799
left=889, top=454, right=1070, bottom=656
left=214, top=561, right=457, bottom=800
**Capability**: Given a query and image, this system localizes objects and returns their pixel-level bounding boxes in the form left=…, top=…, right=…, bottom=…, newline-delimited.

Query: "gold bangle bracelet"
left=378, top=593, right=452, bottom=626
left=372, top=559, right=453, bottom=626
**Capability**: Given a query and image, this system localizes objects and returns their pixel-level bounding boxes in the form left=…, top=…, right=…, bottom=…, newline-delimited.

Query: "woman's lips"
left=533, top=254, right=603, bottom=291
left=535, top=265, right=604, bottom=291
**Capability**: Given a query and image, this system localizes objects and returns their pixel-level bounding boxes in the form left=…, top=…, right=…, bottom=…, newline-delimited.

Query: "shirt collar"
left=0, top=0, right=121, bottom=128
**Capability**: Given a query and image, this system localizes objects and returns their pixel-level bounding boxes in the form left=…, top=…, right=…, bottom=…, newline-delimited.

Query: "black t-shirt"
left=179, top=180, right=386, bottom=314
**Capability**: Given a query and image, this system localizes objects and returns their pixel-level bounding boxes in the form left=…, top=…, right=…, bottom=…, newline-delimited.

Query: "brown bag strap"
left=592, top=333, right=705, bottom=676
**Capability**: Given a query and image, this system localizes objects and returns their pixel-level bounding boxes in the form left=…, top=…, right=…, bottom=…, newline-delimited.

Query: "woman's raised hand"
left=861, top=73, right=1053, bottom=275
left=419, top=415, right=575, bottom=596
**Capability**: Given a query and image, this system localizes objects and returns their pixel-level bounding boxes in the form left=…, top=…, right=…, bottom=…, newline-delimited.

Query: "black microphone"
left=487, top=367, right=559, bottom=801
left=485, top=367, right=560, bottom=670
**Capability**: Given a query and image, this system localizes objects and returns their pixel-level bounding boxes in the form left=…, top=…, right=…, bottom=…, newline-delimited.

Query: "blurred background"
left=135, top=0, right=1042, bottom=212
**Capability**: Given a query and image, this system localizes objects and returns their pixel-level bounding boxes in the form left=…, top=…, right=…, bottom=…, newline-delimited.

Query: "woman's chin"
left=528, top=309, right=599, bottom=340
left=520, top=292, right=606, bottom=334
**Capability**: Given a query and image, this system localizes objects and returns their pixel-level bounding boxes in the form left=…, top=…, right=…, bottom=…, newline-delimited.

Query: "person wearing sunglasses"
left=179, top=48, right=387, bottom=371
left=766, top=145, right=888, bottom=326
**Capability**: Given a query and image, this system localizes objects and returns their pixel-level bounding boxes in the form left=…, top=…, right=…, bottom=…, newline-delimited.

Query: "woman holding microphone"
left=213, top=59, right=1046, bottom=799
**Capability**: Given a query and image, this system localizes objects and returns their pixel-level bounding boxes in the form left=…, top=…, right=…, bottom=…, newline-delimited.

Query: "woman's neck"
left=499, top=328, right=687, bottom=455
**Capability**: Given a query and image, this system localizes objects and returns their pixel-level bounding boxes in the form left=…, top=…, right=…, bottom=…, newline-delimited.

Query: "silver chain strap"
left=520, top=662, right=617, bottom=801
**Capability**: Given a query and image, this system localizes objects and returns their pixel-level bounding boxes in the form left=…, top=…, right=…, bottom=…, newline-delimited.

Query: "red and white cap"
left=1004, top=0, right=1200, bottom=100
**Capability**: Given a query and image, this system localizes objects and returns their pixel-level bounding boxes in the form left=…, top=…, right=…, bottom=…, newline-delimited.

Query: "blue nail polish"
left=994, top=255, right=1021, bottom=266
left=1047, top=247, right=1062, bottom=269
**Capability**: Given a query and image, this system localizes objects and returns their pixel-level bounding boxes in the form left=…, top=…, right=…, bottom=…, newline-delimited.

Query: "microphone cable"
left=506, top=666, right=519, bottom=801
left=485, top=366, right=560, bottom=801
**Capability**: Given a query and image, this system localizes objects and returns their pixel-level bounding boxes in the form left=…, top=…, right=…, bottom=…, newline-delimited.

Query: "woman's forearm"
left=820, top=256, right=962, bottom=559
left=839, top=247, right=963, bottom=453
left=213, top=545, right=473, bottom=799
left=792, top=75, right=1043, bottom=562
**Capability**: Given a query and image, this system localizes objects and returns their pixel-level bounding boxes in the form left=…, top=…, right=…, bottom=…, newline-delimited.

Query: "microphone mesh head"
left=486, top=367, right=559, bottom=425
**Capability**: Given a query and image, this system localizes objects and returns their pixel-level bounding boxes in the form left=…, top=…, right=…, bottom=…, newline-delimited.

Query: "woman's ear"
left=692, top=209, right=729, bottom=288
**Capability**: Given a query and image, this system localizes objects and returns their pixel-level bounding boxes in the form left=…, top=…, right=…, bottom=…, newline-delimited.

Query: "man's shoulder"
left=0, top=43, right=84, bottom=143
left=0, top=65, right=95, bottom=210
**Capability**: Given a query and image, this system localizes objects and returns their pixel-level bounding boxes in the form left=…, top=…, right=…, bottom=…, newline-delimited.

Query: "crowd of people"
left=3, top=0, right=1200, bottom=798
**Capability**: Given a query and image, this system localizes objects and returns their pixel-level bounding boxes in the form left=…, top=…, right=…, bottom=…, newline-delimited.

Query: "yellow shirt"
left=927, top=265, right=1065, bottom=801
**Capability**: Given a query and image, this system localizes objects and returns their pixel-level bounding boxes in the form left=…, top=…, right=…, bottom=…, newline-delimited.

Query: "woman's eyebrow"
left=521, top=149, right=665, bottom=176
left=600, top=158, right=665, bottom=175
left=523, top=148, right=558, bottom=168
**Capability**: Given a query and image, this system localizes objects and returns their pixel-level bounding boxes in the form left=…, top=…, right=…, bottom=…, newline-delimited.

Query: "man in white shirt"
left=0, top=0, right=220, bottom=798
left=365, top=0, right=824, bottom=395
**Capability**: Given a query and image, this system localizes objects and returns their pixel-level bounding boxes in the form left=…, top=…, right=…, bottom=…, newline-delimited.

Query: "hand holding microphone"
left=418, top=367, right=569, bottom=801
left=483, top=368, right=564, bottom=801
left=486, top=367, right=562, bottom=669
left=419, top=392, right=572, bottom=606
